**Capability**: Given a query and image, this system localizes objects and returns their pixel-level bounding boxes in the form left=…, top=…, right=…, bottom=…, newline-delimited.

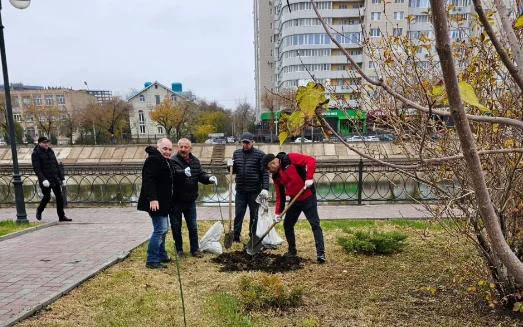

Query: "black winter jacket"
left=137, top=146, right=174, bottom=216
left=31, top=145, right=63, bottom=187
left=232, top=147, right=269, bottom=193
left=170, top=152, right=212, bottom=203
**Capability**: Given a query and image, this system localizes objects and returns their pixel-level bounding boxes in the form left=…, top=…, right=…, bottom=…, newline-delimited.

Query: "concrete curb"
left=0, top=221, right=60, bottom=243
left=1, top=236, right=150, bottom=327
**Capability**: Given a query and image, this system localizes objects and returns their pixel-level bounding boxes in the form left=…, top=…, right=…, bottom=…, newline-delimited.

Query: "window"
left=414, top=15, right=429, bottom=23
left=155, top=95, right=161, bottom=105
left=336, top=65, right=346, bottom=71
left=26, top=127, right=35, bottom=139
left=336, top=79, right=344, bottom=86
left=371, top=0, right=381, bottom=3
left=339, top=4, right=347, bottom=9
left=394, top=11, right=404, bottom=20
left=154, top=85, right=158, bottom=89
left=33, top=95, right=42, bottom=106
left=409, top=0, right=430, bottom=8
left=371, top=12, right=381, bottom=20
left=369, top=28, right=381, bottom=37
left=56, top=95, right=65, bottom=105
left=270, top=23, right=273, bottom=29
left=157, top=126, right=164, bottom=134
left=139, top=95, right=145, bottom=102
left=26, top=113, right=33, bottom=121
left=449, top=30, right=460, bottom=39
left=369, top=61, right=375, bottom=69
left=138, top=110, right=146, bottom=134
left=13, top=113, right=22, bottom=121
left=394, top=0, right=405, bottom=2
left=22, top=96, right=30, bottom=105
left=45, top=95, right=54, bottom=105
left=393, top=28, right=403, bottom=36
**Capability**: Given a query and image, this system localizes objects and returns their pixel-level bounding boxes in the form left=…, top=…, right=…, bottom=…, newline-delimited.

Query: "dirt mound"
left=211, top=250, right=306, bottom=273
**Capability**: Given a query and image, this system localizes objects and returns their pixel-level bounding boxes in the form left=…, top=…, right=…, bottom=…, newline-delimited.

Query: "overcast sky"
left=3, top=0, right=255, bottom=109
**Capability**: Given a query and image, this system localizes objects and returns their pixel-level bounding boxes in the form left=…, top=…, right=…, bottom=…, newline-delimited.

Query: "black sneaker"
left=317, top=254, right=326, bottom=264
left=191, top=251, right=203, bottom=258
left=160, top=258, right=173, bottom=264
left=36, top=212, right=42, bottom=221
left=146, top=262, right=167, bottom=269
left=59, top=217, right=72, bottom=222
left=283, top=251, right=297, bottom=258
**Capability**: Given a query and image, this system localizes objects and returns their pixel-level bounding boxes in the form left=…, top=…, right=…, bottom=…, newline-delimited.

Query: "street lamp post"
left=1, top=0, right=30, bottom=223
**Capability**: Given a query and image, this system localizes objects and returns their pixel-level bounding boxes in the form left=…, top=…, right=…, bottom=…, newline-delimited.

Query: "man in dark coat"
left=137, top=138, right=174, bottom=269
left=31, top=136, right=71, bottom=222
left=170, top=138, right=217, bottom=258
left=227, top=132, right=269, bottom=242
left=262, top=152, right=326, bottom=264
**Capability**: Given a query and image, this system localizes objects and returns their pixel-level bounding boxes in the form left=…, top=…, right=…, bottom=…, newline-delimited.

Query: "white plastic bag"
left=256, top=194, right=284, bottom=249
left=199, top=221, right=224, bottom=254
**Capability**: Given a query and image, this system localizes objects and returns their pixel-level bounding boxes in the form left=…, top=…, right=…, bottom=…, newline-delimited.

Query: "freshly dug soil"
left=211, top=250, right=306, bottom=273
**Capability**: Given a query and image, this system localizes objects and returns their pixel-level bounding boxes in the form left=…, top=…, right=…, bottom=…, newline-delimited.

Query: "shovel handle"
left=252, top=186, right=307, bottom=248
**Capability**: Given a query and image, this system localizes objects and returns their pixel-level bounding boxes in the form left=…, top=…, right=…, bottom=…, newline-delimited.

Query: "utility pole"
left=84, top=81, right=96, bottom=145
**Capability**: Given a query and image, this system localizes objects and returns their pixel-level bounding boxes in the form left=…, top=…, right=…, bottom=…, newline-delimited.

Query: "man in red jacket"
left=261, top=152, right=326, bottom=263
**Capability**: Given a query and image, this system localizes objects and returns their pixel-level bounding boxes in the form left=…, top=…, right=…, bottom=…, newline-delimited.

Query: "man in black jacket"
left=137, top=138, right=174, bottom=269
left=170, top=138, right=217, bottom=258
left=227, top=132, right=269, bottom=242
left=31, top=136, right=71, bottom=222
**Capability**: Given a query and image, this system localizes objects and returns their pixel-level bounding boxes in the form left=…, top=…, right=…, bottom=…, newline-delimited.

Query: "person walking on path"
left=31, top=136, right=71, bottom=222
left=137, top=138, right=174, bottom=269
left=170, top=138, right=217, bottom=258
left=227, top=132, right=269, bottom=243
left=261, top=152, right=326, bottom=264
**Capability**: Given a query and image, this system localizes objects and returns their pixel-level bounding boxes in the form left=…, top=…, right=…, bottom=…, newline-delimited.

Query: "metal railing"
left=0, top=160, right=458, bottom=207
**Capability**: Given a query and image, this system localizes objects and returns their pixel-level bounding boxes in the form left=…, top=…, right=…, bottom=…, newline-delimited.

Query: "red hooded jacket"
left=273, top=152, right=316, bottom=214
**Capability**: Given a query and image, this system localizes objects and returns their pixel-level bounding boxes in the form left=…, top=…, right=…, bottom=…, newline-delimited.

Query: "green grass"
left=204, top=292, right=252, bottom=327
left=0, top=220, right=40, bottom=237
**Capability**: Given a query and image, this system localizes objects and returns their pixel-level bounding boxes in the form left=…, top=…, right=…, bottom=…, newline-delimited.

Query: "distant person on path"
left=31, top=136, right=71, bottom=222
left=227, top=132, right=269, bottom=242
left=137, top=138, right=174, bottom=269
left=170, top=138, right=217, bottom=258
left=261, top=152, right=326, bottom=263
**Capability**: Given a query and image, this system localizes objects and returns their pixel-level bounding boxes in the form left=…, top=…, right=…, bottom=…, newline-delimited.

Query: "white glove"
left=274, top=214, right=281, bottom=223
left=227, top=159, right=234, bottom=167
left=184, top=167, right=191, bottom=177
left=305, top=179, right=314, bottom=188
left=61, top=180, right=66, bottom=187
left=42, top=180, right=50, bottom=188
left=209, top=176, right=217, bottom=185
left=259, top=189, right=268, bottom=199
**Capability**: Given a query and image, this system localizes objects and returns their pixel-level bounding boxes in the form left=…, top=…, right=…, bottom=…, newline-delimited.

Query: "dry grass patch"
left=16, top=219, right=523, bottom=327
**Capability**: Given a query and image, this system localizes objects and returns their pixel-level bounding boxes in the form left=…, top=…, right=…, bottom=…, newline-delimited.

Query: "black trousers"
left=233, top=191, right=259, bottom=239
left=37, top=183, right=65, bottom=219
left=283, top=194, right=325, bottom=256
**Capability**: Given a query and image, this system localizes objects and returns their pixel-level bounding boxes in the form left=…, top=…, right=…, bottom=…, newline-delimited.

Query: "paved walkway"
left=0, top=204, right=433, bottom=327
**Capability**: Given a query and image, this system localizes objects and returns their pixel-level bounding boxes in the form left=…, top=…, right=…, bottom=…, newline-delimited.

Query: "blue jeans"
left=233, top=192, right=259, bottom=239
left=146, top=214, right=169, bottom=263
left=169, top=201, right=199, bottom=253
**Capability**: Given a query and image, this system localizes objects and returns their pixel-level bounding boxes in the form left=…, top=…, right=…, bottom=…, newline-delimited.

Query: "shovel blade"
left=224, top=231, right=234, bottom=249
left=245, top=235, right=264, bottom=255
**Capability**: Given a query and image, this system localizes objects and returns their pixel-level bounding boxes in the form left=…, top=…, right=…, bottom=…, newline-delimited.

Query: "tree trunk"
left=431, top=0, right=523, bottom=285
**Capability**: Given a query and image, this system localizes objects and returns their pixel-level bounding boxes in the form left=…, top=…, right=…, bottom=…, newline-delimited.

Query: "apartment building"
left=8, top=89, right=97, bottom=144
left=254, top=0, right=515, bottom=125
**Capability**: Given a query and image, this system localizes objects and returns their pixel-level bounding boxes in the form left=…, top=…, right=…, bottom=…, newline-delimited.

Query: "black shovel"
left=245, top=186, right=307, bottom=255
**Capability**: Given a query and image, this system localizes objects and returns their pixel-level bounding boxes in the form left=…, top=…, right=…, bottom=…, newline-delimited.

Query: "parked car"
left=226, top=136, right=236, bottom=143
left=322, top=136, right=340, bottom=143
left=294, top=137, right=312, bottom=143
left=0, top=140, right=5, bottom=146
left=363, top=135, right=380, bottom=142
left=377, top=133, right=395, bottom=141
left=346, top=135, right=364, bottom=142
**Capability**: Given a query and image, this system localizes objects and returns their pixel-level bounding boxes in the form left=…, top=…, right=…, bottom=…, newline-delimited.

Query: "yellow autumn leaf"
left=458, top=81, right=490, bottom=112
left=505, top=138, right=515, bottom=148
left=514, top=14, right=523, bottom=28
left=492, top=124, right=499, bottom=132
left=287, top=111, right=305, bottom=134
left=428, top=80, right=445, bottom=97
left=296, top=81, right=328, bottom=117
left=278, top=131, right=288, bottom=146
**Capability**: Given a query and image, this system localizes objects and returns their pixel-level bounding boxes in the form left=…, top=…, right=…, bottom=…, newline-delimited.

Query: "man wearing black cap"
left=261, top=152, right=325, bottom=263
left=31, top=136, right=71, bottom=222
left=227, top=132, right=269, bottom=242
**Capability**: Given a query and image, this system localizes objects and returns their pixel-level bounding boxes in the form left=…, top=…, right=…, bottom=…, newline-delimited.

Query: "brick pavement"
left=0, top=204, right=432, bottom=326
